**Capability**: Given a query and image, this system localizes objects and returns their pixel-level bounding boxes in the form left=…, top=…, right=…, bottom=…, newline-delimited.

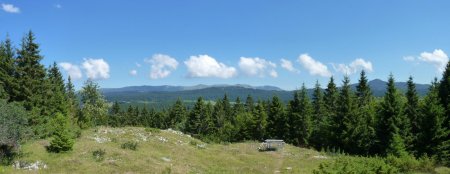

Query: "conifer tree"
left=245, top=94, right=254, bottom=113
left=336, top=76, right=357, bottom=152
left=253, top=100, right=268, bottom=141
left=310, top=81, right=328, bottom=148
left=48, top=113, right=74, bottom=153
left=417, top=79, right=448, bottom=158
left=168, top=98, right=187, bottom=130
left=438, top=61, right=450, bottom=130
left=353, top=71, right=377, bottom=155
left=405, top=76, right=421, bottom=154
left=66, top=76, right=79, bottom=122
left=46, top=62, right=69, bottom=116
left=233, top=97, right=245, bottom=117
left=0, top=36, right=18, bottom=101
left=377, top=74, right=409, bottom=155
left=267, top=95, right=287, bottom=139
left=323, top=76, right=338, bottom=148
left=291, top=84, right=312, bottom=146
left=15, top=31, right=47, bottom=110
left=185, top=97, right=206, bottom=136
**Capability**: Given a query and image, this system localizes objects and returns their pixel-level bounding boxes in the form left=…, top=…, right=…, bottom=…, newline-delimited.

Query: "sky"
left=1, top=1, right=450, bottom=90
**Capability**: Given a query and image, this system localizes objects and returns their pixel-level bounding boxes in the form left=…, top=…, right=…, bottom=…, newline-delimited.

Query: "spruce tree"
left=253, top=100, right=268, bottom=141
left=0, top=36, right=18, bottom=101
left=47, top=62, right=69, bottom=116
left=48, top=113, right=74, bottom=153
left=353, top=71, right=377, bottom=155
left=417, top=80, right=448, bottom=158
left=310, top=81, right=328, bottom=149
left=336, top=76, right=357, bottom=152
left=267, top=95, right=287, bottom=139
left=15, top=31, right=47, bottom=110
left=168, top=98, right=187, bottom=130
left=323, top=76, right=339, bottom=148
left=405, top=76, right=421, bottom=154
left=377, top=74, right=409, bottom=155
left=292, top=84, right=313, bottom=146
left=245, top=94, right=254, bottom=113
left=185, top=97, right=206, bottom=136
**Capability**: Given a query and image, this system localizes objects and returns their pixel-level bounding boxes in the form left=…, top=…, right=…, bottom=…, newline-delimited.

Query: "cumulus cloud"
left=297, top=54, right=332, bottom=77
left=59, top=62, right=82, bottom=80
left=129, top=69, right=137, bottom=76
left=332, top=58, right=373, bottom=75
left=238, top=57, right=277, bottom=77
left=145, top=54, right=178, bottom=79
left=184, top=55, right=237, bottom=78
left=2, top=3, right=20, bottom=13
left=419, top=49, right=449, bottom=73
left=82, top=58, right=110, bottom=80
left=280, top=58, right=298, bottom=73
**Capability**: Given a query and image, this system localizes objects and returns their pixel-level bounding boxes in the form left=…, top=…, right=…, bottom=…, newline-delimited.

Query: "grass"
left=2, top=127, right=449, bottom=174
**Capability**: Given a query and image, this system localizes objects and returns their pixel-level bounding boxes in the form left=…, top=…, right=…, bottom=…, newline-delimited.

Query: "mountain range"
left=101, top=79, right=431, bottom=104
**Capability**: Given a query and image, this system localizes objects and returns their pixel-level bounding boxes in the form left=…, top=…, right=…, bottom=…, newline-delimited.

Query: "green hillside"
left=2, top=127, right=325, bottom=173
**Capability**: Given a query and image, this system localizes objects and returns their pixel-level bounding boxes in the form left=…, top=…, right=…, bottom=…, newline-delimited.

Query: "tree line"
left=0, top=32, right=449, bottom=166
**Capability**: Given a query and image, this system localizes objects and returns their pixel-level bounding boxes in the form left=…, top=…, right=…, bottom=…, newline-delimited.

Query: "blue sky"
left=1, top=1, right=450, bottom=90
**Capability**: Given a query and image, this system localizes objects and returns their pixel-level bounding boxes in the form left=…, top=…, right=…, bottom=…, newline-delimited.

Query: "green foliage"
left=79, top=79, right=109, bottom=128
left=288, top=84, right=312, bottom=146
left=0, top=36, right=17, bottom=101
left=267, top=95, right=287, bottom=139
left=313, top=156, right=398, bottom=174
left=92, top=148, right=106, bottom=162
left=0, top=100, right=30, bottom=164
left=168, top=98, right=187, bottom=130
left=121, top=141, right=138, bottom=150
left=48, top=113, right=75, bottom=153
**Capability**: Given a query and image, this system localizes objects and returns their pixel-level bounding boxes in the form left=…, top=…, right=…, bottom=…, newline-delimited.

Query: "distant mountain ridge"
left=101, top=80, right=431, bottom=104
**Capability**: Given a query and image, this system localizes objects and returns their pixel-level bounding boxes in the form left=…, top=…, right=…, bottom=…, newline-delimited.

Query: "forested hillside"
left=1, top=32, right=449, bottom=173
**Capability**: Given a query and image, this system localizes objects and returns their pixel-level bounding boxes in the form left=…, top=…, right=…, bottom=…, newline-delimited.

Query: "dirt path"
left=272, top=149, right=284, bottom=173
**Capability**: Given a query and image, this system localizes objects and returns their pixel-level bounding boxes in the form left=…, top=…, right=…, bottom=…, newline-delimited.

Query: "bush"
left=92, top=149, right=106, bottom=161
left=0, top=100, right=30, bottom=164
left=313, top=156, right=398, bottom=174
left=121, top=141, right=138, bottom=150
left=47, top=113, right=74, bottom=153
left=144, top=127, right=161, bottom=133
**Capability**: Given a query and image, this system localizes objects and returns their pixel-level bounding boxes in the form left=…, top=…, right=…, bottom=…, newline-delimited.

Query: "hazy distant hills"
left=101, top=79, right=431, bottom=103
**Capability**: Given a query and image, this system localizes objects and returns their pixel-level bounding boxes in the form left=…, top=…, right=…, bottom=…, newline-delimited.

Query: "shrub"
left=0, top=100, right=30, bottom=164
left=47, top=113, right=74, bottom=153
left=144, top=127, right=161, bottom=133
left=121, top=141, right=138, bottom=150
left=313, top=156, right=398, bottom=174
left=92, top=149, right=106, bottom=161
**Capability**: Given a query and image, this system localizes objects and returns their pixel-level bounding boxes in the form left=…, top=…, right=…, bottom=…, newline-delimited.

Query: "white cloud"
left=135, top=63, right=142, bottom=67
left=280, top=58, right=298, bottom=73
left=184, top=55, right=237, bottom=78
left=403, top=56, right=415, bottom=61
left=145, top=54, right=178, bottom=79
left=2, top=3, right=20, bottom=13
left=82, top=58, right=110, bottom=80
left=419, top=49, right=449, bottom=73
left=238, top=57, right=277, bottom=78
left=332, top=58, right=373, bottom=75
left=129, top=69, right=137, bottom=76
left=59, top=62, right=82, bottom=80
left=297, top=54, right=332, bottom=77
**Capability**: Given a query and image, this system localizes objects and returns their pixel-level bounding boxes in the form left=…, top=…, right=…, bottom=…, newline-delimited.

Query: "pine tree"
left=48, top=113, right=74, bottom=153
left=222, top=94, right=233, bottom=123
left=0, top=36, right=18, bottom=101
left=417, top=80, right=448, bottom=158
left=310, top=81, right=328, bottom=148
left=66, top=76, right=79, bottom=123
left=245, top=94, right=254, bottom=113
left=233, top=97, right=245, bottom=117
left=377, top=74, right=409, bottom=155
left=15, top=31, right=47, bottom=110
left=185, top=97, right=206, bottom=136
left=168, top=98, right=187, bottom=130
left=253, top=100, right=268, bottom=141
left=336, top=76, right=357, bottom=152
left=405, top=76, right=421, bottom=154
left=267, top=95, right=287, bottom=139
left=438, top=61, right=450, bottom=129
left=323, top=76, right=339, bottom=148
left=46, top=62, right=69, bottom=116
left=291, top=84, right=313, bottom=146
